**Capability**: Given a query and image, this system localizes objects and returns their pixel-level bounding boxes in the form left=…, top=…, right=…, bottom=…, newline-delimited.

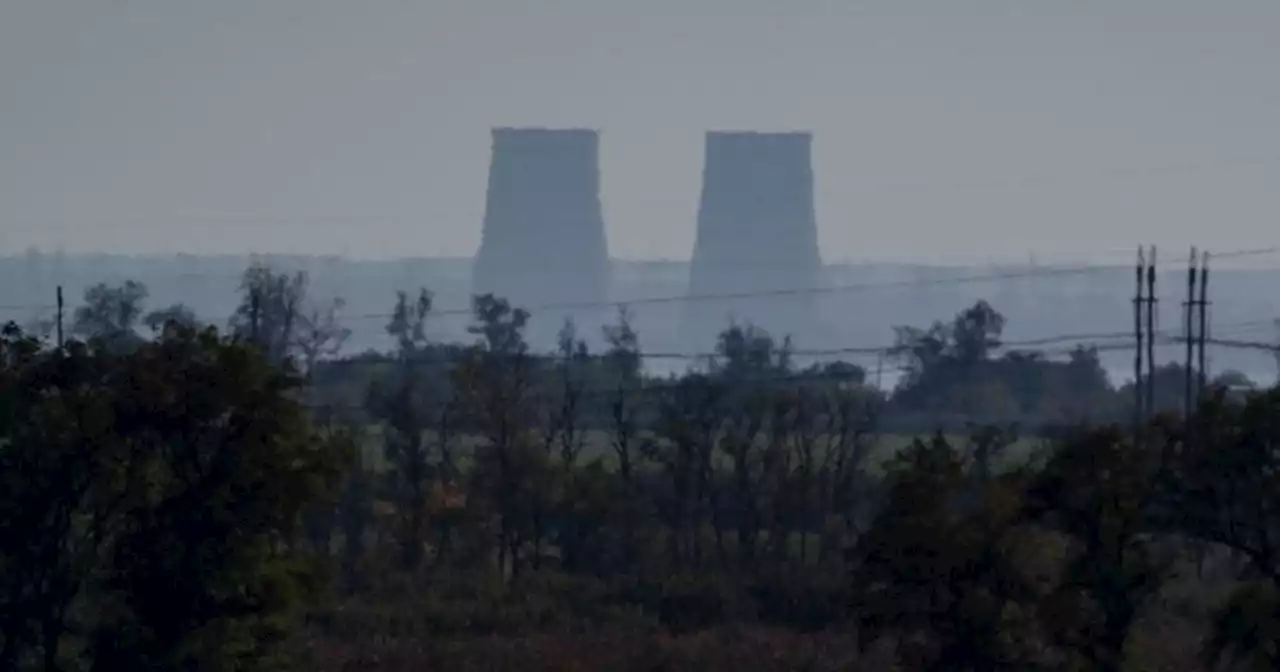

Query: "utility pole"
left=1145, top=246, right=1158, bottom=420
left=55, top=285, right=64, bottom=349
left=1272, top=317, right=1280, bottom=385
left=1183, top=248, right=1197, bottom=419
left=1186, top=250, right=1209, bottom=579
left=1197, top=251, right=1210, bottom=393
left=1269, top=317, right=1280, bottom=384
left=1134, top=247, right=1145, bottom=437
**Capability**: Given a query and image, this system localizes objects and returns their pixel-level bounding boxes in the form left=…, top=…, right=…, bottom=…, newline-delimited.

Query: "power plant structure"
left=684, top=131, right=826, bottom=350
left=13, top=120, right=1280, bottom=381
left=472, top=127, right=610, bottom=345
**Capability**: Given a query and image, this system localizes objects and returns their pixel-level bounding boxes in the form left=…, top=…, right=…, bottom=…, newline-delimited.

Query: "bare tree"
left=817, top=386, right=881, bottom=564
left=718, top=381, right=772, bottom=569
left=603, top=307, right=644, bottom=566
left=546, top=319, right=590, bottom=470
left=294, top=296, right=351, bottom=375
left=529, top=319, right=590, bottom=569
left=769, top=386, right=820, bottom=568
left=651, top=372, right=725, bottom=571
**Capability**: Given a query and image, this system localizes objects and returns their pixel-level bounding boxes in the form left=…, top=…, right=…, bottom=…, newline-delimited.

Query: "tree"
left=293, top=297, right=351, bottom=375
left=0, top=323, right=349, bottom=671
left=143, top=303, right=200, bottom=334
left=1164, top=390, right=1280, bottom=582
left=850, top=434, right=1035, bottom=670
left=91, top=325, right=350, bottom=670
left=1048, top=346, right=1113, bottom=422
left=72, top=280, right=149, bottom=351
left=602, top=307, right=645, bottom=568
left=455, top=294, right=540, bottom=579
left=385, top=289, right=431, bottom=357
left=1158, top=389, right=1280, bottom=667
left=1202, top=580, right=1280, bottom=671
left=950, top=300, right=1004, bottom=366
left=535, top=318, right=591, bottom=570
left=801, top=360, right=866, bottom=388
left=603, top=307, right=643, bottom=485
left=815, top=385, right=881, bottom=565
left=890, top=301, right=1083, bottom=425
left=368, top=289, right=440, bottom=571
left=711, top=323, right=790, bottom=569
left=650, top=372, right=725, bottom=571
left=712, top=322, right=791, bottom=382
left=1212, top=369, right=1255, bottom=390
left=1028, top=426, right=1170, bottom=672
left=545, top=318, right=591, bottom=471
left=229, top=262, right=307, bottom=365
left=890, top=321, right=949, bottom=384
left=0, top=330, right=123, bottom=671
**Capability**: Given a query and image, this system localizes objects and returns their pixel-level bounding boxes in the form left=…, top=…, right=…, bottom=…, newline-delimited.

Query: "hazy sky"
left=2, top=0, right=1278, bottom=263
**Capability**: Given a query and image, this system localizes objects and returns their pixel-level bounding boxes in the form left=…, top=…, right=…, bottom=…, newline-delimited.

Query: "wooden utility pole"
left=1273, top=318, right=1280, bottom=385
left=1197, top=251, right=1210, bottom=392
left=1145, top=246, right=1158, bottom=420
left=1184, top=248, right=1197, bottom=419
left=1134, top=247, right=1146, bottom=436
left=55, top=285, right=64, bottom=349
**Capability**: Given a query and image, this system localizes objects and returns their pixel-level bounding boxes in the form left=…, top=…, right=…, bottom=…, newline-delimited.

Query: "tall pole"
left=55, top=285, right=64, bottom=349
left=1184, top=247, right=1197, bottom=419
left=1146, top=246, right=1158, bottom=419
left=1272, top=317, right=1280, bottom=386
left=1134, top=247, right=1145, bottom=435
left=1197, top=251, right=1210, bottom=392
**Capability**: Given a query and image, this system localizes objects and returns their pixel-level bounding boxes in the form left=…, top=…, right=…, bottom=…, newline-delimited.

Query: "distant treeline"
left=7, top=261, right=1280, bottom=670
left=11, top=259, right=1272, bottom=436
left=3, top=251, right=1278, bottom=375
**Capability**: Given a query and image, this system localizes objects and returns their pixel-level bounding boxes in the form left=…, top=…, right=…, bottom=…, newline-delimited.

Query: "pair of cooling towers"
left=473, top=127, right=823, bottom=347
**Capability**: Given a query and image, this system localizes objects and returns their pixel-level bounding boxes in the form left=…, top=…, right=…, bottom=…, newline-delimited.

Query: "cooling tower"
left=685, top=131, right=825, bottom=349
left=472, top=128, right=610, bottom=333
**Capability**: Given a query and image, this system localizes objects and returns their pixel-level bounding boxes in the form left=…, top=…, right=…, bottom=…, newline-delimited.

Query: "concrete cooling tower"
left=684, top=131, right=825, bottom=350
left=472, top=128, right=610, bottom=341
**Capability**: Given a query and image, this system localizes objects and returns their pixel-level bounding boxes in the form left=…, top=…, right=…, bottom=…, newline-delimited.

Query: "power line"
left=310, top=330, right=1154, bottom=371
left=5, top=245, right=1276, bottom=318
left=346, top=246, right=1280, bottom=320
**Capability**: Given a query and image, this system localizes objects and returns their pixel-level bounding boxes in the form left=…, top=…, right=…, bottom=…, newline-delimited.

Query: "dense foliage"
left=3, top=265, right=1280, bottom=670
left=0, top=321, right=352, bottom=671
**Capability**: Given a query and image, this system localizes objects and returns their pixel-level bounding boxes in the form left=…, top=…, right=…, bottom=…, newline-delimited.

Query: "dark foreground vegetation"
left=3, top=262, right=1280, bottom=671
